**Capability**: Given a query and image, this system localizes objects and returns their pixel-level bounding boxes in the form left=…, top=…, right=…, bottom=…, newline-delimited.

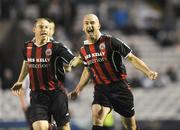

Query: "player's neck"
left=87, top=32, right=101, bottom=44
left=34, top=37, right=50, bottom=47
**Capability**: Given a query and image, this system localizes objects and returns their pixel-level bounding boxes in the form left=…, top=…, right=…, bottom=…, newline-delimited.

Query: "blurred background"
left=0, top=0, right=180, bottom=130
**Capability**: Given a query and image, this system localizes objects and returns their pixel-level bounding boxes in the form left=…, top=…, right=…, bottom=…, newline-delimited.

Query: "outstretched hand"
left=68, top=90, right=80, bottom=100
left=63, top=64, right=72, bottom=72
left=147, top=71, right=158, bottom=80
left=11, top=82, right=23, bottom=96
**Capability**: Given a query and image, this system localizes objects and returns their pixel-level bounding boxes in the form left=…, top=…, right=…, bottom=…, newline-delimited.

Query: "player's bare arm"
left=64, top=55, right=83, bottom=72
left=63, top=64, right=72, bottom=72
left=127, top=53, right=158, bottom=80
left=71, top=54, right=83, bottom=67
left=18, top=88, right=28, bottom=111
left=63, top=55, right=82, bottom=72
left=68, top=67, right=90, bottom=100
left=11, top=61, right=28, bottom=95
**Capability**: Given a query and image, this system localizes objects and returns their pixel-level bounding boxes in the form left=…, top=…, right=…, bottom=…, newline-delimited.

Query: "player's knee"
left=58, top=122, right=70, bottom=130
left=93, top=118, right=104, bottom=126
left=33, top=121, right=49, bottom=130
left=124, top=123, right=137, bottom=130
left=33, top=124, right=49, bottom=130
left=49, top=123, right=57, bottom=130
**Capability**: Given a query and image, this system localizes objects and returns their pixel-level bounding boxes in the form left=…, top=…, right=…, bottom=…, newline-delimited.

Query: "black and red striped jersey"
left=80, top=34, right=132, bottom=85
left=23, top=40, right=74, bottom=91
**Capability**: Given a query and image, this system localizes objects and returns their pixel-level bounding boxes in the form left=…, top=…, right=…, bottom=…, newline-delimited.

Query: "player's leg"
left=109, top=81, right=138, bottom=130
left=30, top=90, right=51, bottom=130
left=92, top=84, right=113, bottom=130
left=32, top=120, right=49, bottom=130
left=61, top=122, right=70, bottom=130
left=121, top=115, right=137, bottom=130
left=92, top=104, right=111, bottom=130
left=48, top=114, right=58, bottom=130
left=51, top=90, right=71, bottom=130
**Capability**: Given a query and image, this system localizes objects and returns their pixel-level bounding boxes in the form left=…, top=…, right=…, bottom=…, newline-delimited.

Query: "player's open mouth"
left=87, top=29, right=94, bottom=35
left=41, top=32, right=48, bottom=36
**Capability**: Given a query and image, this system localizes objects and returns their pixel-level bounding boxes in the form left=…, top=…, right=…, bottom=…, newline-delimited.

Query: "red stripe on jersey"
left=80, top=47, right=102, bottom=84
left=89, top=44, right=110, bottom=84
left=58, top=81, right=63, bottom=86
left=26, top=42, right=35, bottom=91
left=36, top=47, right=45, bottom=90
left=91, top=67, right=102, bottom=84
left=99, top=38, right=118, bottom=81
left=80, top=47, right=87, bottom=65
left=49, top=81, right=56, bottom=90
left=46, top=43, right=56, bottom=90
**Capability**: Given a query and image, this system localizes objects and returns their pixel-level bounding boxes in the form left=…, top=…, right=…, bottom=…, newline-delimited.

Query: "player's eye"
left=90, top=21, right=95, bottom=25
left=39, top=25, right=43, bottom=29
left=84, top=22, right=88, bottom=25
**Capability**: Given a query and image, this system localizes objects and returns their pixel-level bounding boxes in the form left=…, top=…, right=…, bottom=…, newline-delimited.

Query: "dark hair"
left=44, top=17, right=54, bottom=23
left=33, top=18, right=49, bottom=26
left=44, top=17, right=55, bottom=30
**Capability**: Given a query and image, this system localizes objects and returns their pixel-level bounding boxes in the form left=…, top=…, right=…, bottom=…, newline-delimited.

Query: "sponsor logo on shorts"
left=66, top=113, right=70, bottom=116
left=131, top=107, right=134, bottom=110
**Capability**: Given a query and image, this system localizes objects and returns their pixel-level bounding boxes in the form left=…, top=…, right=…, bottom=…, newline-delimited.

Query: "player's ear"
left=32, top=27, right=35, bottom=33
left=98, top=23, right=101, bottom=29
left=82, top=25, right=85, bottom=31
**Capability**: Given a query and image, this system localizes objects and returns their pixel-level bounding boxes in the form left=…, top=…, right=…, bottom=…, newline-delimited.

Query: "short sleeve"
left=111, top=37, right=132, bottom=58
left=54, top=43, right=75, bottom=64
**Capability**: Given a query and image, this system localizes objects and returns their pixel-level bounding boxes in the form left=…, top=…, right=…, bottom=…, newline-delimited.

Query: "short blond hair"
left=83, top=14, right=100, bottom=23
left=33, top=18, right=49, bottom=27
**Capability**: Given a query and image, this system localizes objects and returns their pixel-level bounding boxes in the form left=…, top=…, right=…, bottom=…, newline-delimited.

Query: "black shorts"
left=92, top=80, right=135, bottom=118
left=30, top=89, right=70, bottom=127
left=24, top=106, right=33, bottom=130
left=25, top=106, right=52, bottom=125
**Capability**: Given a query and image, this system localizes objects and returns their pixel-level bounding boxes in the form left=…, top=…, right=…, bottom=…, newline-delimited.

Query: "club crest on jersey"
left=45, top=48, right=52, bottom=56
left=99, top=43, right=105, bottom=50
